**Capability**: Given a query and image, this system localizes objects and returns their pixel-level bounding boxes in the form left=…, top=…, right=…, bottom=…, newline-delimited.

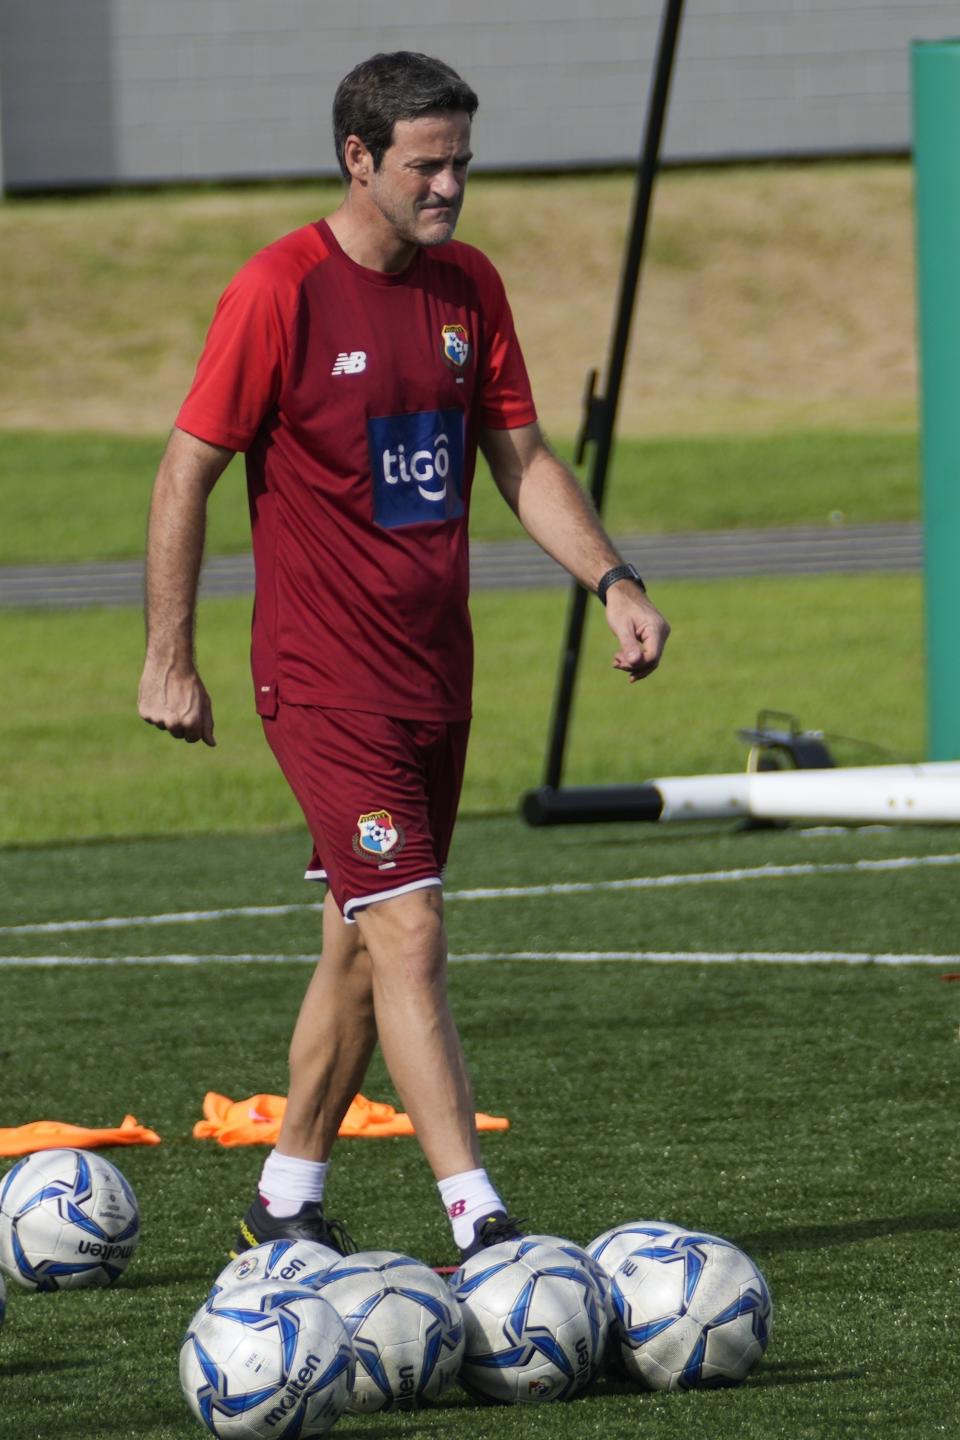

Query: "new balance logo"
left=331, top=350, right=367, bottom=375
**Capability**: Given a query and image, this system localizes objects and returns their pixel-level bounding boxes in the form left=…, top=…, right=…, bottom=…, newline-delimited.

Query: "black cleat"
left=231, top=1195, right=357, bottom=1259
left=459, top=1211, right=525, bottom=1262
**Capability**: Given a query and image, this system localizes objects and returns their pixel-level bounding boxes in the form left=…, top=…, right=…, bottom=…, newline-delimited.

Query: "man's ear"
left=343, top=135, right=372, bottom=182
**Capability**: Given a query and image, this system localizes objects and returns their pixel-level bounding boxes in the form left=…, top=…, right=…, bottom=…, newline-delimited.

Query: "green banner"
left=913, top=39, right=960, bottom=759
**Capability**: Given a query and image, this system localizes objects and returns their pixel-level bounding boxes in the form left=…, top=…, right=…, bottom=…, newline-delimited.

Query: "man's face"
left=366, top=111, right=472, bottom=248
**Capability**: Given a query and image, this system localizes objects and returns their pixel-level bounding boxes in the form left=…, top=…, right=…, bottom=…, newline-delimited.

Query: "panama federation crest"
left=353, top=809, right=405, bottom=862
left=441, top=323, right=470, bottom=369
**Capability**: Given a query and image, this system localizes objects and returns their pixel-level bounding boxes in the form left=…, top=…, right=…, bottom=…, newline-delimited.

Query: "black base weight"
left=521, top=785, right=664, bottom=827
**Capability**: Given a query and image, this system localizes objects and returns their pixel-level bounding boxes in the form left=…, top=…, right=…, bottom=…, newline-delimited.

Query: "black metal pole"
left=541, top=0, right=686, bottom=792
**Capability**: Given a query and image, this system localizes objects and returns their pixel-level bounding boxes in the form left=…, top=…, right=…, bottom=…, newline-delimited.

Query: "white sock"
left=258, top=1150, right=329, bottom=1218
left=438, top=1168, right=505, bottom=1249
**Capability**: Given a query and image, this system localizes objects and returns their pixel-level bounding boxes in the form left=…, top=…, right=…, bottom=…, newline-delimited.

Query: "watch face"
left=599, top=564, right=645, bottom=603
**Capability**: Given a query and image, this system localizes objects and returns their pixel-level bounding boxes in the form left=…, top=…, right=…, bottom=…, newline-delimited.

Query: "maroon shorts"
left=262, top=704, right=470, bottom=921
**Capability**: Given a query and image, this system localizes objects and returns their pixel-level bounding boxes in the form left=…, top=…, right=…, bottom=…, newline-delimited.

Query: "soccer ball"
left=450, top=1239, right=607, bottom=1404
left=610, top=1233, right=772, bottom=1390
left=586, top=1219, right=688, bottom=1279
left=311, top=1250, right=464, bottom=1412
left=0, top=1148, right=140, bottom=1291
left=179, top=1279, right=354, bottom=1438
left=521, top=1232, right=614, bottom=1323
left=211, top=1240, right=340, bottom=1299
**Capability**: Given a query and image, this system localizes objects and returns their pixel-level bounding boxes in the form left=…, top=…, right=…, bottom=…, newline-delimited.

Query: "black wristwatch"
left=596, top=563, right=646, bottom=605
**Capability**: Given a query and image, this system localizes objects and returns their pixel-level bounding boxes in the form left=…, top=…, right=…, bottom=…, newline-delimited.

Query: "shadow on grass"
left=0, top=1357, right=95, bottom=1379
left=584, top=1359, right=865, bottom=1401
left=547, top=824, right=739, bottom=852
left=739, top=1211, right=960, bottom=1252
left=122, top=1269, right=215, bottom=1290
left=348, top=1428, right=468, bottom=1437
left=336, top=1421, right=462, bottom=1438
left=0, top=1388, right=420, bottom=1440
left=748, top=1360, right=867, bottom=1388
left=23, top=1411, right=191, bottom=1440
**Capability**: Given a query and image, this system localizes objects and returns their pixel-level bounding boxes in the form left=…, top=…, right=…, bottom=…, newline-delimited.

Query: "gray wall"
left=0, top=1, right=955, bottom=191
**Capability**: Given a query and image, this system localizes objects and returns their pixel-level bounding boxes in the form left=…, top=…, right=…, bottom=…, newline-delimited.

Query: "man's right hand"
left=138, top=428, right=234, bottom=750
left=138, top=661, right=216, bottom=746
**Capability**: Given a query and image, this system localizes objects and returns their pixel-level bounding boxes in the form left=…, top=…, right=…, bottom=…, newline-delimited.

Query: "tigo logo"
left=331, top=350, right=366, bottom=375
left=368, top=408, right=465, bottom=529
left=382, top=435, right=450, bottom=499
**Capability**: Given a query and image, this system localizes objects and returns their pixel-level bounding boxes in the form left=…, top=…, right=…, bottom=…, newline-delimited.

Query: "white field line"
left=450, top=951, right=960, bottom=966
left=0, top=951, right=957, bottom=968
left=3, top=851, right=959, bottom=938
left=0, top=902, right=323, bottom=936
left=0, top=953, right=319, bottom=967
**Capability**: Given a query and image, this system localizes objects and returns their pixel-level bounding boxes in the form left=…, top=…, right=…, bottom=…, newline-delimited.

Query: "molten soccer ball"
left=211, top=1240, right=340, bottom=1299
left=179, top=1279, right=354, bottom=1438
left=450, top=1239, right=607, bottom=1404
left=610, top=1233, right=772, bottom=1390
left=586, top=1219, right=688, bottom=1279
left=0, top=1148, right=140, bottom=1291
left=312, top=1250, right=464, bottom=1412
left=520, top=1232, right=614, bottom=1324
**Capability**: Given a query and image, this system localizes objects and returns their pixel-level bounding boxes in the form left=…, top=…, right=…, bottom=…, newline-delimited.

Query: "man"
left=138, top=51, right=669, bottom=1263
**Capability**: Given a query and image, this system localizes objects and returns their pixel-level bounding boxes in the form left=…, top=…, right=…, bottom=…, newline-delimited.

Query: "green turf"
left=0, top=427, right=919, bottom=565
left=0, top=574, right=923, bottom=847
left=0, top=430, right=239, bottom=566
left=3, top=815, right=959, bottom=956
left=1, top=816, right=958, bottom=1439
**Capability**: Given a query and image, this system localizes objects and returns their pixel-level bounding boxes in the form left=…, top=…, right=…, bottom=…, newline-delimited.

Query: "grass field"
left=0, top=427, right=920, bottom=566
left=2, top=817, right=959, bottom=1439
left=0, top=573, right=924, bottom=847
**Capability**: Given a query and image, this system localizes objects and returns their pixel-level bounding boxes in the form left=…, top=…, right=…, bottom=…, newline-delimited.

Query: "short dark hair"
left=333, top=52, right=478, bottom=181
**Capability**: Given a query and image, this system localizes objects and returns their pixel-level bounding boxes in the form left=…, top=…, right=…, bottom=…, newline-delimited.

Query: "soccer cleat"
left=459, top=1211, right=525, bottom=1262
left=231, top=1194, right=356, bottom=1259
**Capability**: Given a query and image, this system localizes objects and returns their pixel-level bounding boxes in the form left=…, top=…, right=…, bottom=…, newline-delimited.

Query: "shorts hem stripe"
left=343, top=876, right=442, bottom=920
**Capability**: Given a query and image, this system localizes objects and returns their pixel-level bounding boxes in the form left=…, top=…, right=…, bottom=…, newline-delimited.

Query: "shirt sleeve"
left=475, top=256, right=538, bottom=432
left=175, top=254, right=294, bottom=452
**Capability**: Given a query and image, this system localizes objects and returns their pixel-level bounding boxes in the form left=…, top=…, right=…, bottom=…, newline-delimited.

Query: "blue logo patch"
left=368, top=408, right=465, bottom=529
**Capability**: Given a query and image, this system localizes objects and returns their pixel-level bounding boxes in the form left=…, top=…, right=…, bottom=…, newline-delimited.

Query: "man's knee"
left=355, top=886, right=446, bottom=989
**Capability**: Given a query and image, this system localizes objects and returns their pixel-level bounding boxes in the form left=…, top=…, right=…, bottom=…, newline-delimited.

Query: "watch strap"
left=597, top=563, right=645, bottom=605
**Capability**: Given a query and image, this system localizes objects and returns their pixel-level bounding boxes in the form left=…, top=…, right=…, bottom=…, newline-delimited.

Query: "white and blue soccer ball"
left=520, top=1232, right=614, bottom=1325
left=179, top=1279, right=354, bottom=1438
left=450, top=1239, right=607, bottom=1404
left=610, top=1232, right=772, bottom=1390
left=0, top=1148, right=140, bottom=1291
left=211, top=1241, right=340, bottom=1300
left=311, top=1250, right=464, bottom=1412
left=586, top=1219, right=689, bottom=1280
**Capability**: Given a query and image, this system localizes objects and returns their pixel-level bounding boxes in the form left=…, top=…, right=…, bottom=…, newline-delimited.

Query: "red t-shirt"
left=176, top=219, right=537, bottom=721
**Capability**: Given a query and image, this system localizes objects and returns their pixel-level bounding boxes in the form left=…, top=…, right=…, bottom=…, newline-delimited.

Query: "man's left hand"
left=605, top=585, right=671, bottom=683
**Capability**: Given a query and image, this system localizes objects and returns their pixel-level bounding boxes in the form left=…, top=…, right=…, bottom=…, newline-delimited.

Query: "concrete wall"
left=0, top=1, right=955, bottom=190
